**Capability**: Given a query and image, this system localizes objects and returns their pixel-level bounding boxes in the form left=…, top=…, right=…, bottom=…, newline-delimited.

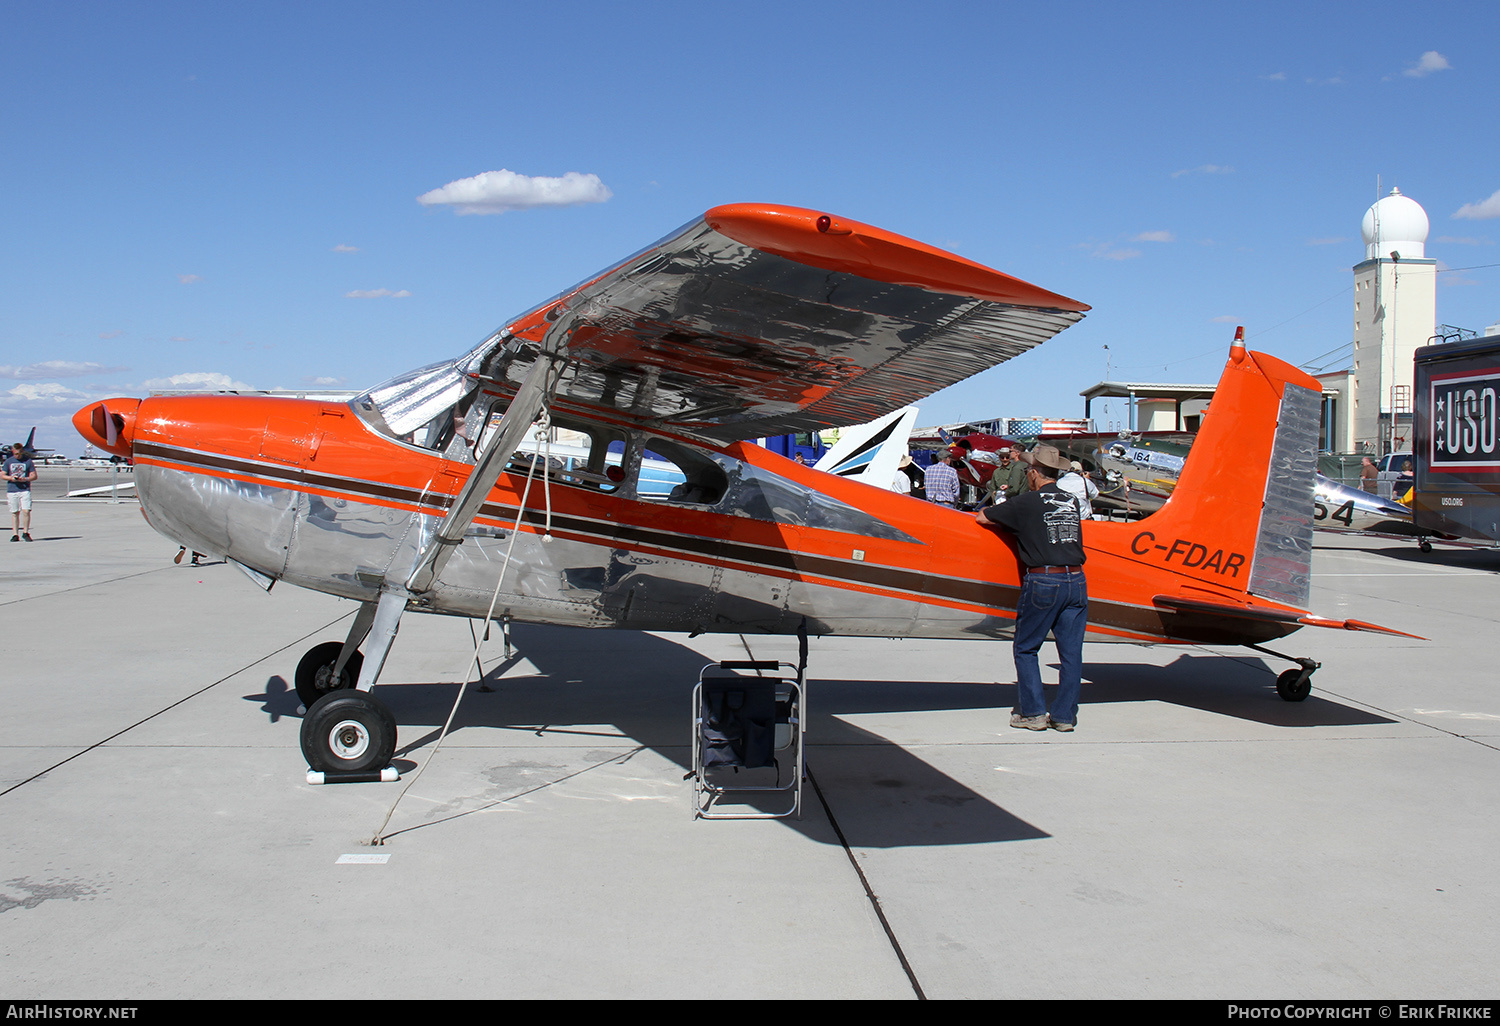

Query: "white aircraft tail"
left=814, top=406, right=919, bottom=487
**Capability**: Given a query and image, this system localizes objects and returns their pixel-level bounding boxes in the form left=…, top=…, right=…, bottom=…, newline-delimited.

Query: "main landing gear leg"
left=1246, top=643, right=1319, bottom=702
left=301, top=589, right=406, bottom=780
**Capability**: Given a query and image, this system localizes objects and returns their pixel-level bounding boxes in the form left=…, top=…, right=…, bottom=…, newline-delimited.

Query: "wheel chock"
left=306, top=766, right=400, bottom=785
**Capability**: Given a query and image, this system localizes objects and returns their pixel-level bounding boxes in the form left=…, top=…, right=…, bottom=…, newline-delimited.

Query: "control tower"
left=1350, top=187, right=1436, bottom=453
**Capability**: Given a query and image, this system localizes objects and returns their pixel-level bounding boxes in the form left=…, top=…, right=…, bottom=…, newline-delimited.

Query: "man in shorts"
left=4, top=442, right=38, bottom=542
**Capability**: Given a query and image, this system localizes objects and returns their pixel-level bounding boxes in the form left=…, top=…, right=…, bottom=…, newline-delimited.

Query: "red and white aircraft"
left=74, top=204, right=1411, bottom=775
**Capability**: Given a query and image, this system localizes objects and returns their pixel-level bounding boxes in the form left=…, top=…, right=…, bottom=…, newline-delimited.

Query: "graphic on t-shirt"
left=1041, top=492, right=1081, bottom=544
left=4, top=458, right=32, bottom=490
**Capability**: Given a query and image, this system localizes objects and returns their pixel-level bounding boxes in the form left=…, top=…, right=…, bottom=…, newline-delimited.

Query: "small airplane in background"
left=923, top=425, right=1447, bottom=549
left=73, top=204, right=1414, bottom=778
left=8, top=428, right=55, bottom=462
left=813, top=405, right=921, bottom=488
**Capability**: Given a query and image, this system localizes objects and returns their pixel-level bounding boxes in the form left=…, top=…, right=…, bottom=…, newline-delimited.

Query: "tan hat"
left=1021, top=443, right=1071, bottom=473
left=897, top=453, right=913, bottom=469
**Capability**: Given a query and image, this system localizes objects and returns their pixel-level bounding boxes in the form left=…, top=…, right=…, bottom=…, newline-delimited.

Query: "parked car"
left=1376, top=451, right=1413, bottom=499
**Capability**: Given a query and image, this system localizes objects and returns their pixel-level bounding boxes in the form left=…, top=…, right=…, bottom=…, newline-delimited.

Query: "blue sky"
left=4, top=0, right=1498, bottom=451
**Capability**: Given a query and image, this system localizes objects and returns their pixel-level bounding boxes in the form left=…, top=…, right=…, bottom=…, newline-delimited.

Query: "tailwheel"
left=1276, top=668, right=1313, bottom=702
left=295, top=641, right=364, bottom=708
left=1419, top=538, right=1433, bottom=553
left=300, top=691, right=397, bottom=773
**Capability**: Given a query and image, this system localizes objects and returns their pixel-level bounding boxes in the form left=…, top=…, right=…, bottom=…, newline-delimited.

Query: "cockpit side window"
left=465, top=397, right=629, bottom=493
left=635, top=436, right=729, bottom=504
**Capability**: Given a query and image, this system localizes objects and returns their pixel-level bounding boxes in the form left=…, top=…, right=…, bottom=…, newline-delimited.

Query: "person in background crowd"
left=923, top=451, right=960, bottom=508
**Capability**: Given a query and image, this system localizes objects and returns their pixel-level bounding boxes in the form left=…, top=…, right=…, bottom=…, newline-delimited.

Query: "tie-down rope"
left=369, top=406, right=557, bottom=844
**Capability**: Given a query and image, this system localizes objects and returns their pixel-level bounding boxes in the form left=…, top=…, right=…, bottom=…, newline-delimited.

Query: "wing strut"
left=407, top=346, right=564, bottom=596
left=348, top=336, right=566, bottom=695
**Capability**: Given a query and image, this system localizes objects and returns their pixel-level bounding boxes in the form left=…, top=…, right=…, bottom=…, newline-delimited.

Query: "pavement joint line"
left=0, top=608, right=356, bottom=799
left=734, top=633, right=925, bottom=1000
left=1209, top=651, right=1500, bottom=748
left=807, top=765, right=926, bottom=1001
left=1316, top=571, right=1491, bottom=577
left=0, top=566, right=171, bottom=609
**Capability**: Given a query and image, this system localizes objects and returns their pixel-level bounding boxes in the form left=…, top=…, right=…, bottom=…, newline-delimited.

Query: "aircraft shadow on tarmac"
left=244, top=624, right=1395, bottom=848
left=1076, top=654, right=1396, bottom=727
left=1367, top=544, right=1500, bottom=571
left=247, top=624, right=1049, bottom=848
left=1313, top=535, right=1500, bottom=571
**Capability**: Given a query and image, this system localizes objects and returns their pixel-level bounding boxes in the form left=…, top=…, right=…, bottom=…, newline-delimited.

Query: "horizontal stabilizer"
left=1152, top=595, right=1423, bottom=640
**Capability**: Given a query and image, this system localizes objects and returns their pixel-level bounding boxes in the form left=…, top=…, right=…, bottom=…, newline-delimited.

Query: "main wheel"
left=1276, top=668, right=1312, bottom=702
left=300, top=691, right=397, bottom=773
left=294, top=641, right=364, bottom=708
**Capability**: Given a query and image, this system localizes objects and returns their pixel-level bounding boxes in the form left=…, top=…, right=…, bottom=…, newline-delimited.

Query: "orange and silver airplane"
left=73, top=203, right=1412, bottom=776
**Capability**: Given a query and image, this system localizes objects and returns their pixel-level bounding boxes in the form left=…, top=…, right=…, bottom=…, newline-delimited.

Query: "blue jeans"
left=1013, top=571, right=1088, bottom=724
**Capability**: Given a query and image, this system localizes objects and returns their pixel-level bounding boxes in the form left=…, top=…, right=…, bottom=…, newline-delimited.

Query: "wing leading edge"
left=451, top=204, right=1088, bottom=441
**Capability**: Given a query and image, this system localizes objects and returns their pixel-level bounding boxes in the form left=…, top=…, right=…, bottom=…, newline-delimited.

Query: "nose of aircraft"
left=73, top=397, right=142, bottom=457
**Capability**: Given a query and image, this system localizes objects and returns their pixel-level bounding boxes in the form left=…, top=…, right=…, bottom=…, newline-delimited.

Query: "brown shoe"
left=1009, top=712, right=1050, bottom=731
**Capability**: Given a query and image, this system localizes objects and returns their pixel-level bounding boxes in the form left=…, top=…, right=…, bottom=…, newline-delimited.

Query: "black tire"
left=294, top=641, right=363, bottom=708
left=1276, top=668, right=1312, bottom=702
left=300, top=691, right=397, bottom=773
left=1419, top=539, right=1433, bottom=553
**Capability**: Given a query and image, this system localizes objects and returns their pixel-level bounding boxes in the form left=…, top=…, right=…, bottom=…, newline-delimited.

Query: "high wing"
left=372, top=204, right=1088, bottom=444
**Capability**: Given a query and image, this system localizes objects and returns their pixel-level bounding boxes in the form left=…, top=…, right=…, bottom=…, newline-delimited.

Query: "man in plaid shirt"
left=923, top=453, right=960, bottom=507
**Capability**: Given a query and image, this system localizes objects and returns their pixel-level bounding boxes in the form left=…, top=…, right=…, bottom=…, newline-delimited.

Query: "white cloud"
left=1434, top=235, right=1489, bottom=245
left=1077, top=241, right=1142, bottom=261
left=142, top=371, right=255, bottom=391
left=6, top=381, right=98, bottom=404
left=0, top=382, right=117, bottom=450
left=1261, top=72, right=1286, bottom=82
left=417, top=169, right=612, bottom=215
left=303, top=375, right=347, bottom=386
left=1210, top=315, right=1239, bottom=323
left=178, top=273, right=202, bottom=285
left=1403, top=51, right=1452, bottom=78
left=345, top=288, right=411, bottom=298
left=1131, top=230, right=1174, bottom=243
left=332, top=244, right=359, bottom=253
left=99, top=329, right=123, bottom=339
left=1453, top=189, right=1500, bottom=220
left=0, top=360, right=128, bottom=379
left=1171, top=164, right=1234, bottom=179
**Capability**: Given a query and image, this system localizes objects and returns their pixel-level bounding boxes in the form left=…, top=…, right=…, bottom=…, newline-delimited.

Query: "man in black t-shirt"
left=976, top=444, right=1087, bottom=732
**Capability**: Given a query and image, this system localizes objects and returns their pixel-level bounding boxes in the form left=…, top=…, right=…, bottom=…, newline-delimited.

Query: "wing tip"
left=703, top=203, right=1091, bottom=313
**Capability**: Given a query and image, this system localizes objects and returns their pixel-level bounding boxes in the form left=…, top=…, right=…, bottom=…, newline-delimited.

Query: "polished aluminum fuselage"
left=132, top=420, right=1027, bottom=643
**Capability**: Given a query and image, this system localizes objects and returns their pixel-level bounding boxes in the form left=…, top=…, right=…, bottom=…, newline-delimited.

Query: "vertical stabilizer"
left=1138, top=330, right=1323, bottom=611
left=813, top=405, right=920, bottom=486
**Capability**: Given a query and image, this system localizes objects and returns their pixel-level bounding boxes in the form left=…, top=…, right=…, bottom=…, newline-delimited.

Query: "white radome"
left=1361, top=187, right=1429, bottom=260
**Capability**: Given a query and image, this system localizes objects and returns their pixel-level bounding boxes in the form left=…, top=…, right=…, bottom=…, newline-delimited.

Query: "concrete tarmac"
left=2, top=498, right=1497, bottom=999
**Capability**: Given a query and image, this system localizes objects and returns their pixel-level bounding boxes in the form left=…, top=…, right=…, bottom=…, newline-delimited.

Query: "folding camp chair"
left=690, top=660, right=805, bottom=819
